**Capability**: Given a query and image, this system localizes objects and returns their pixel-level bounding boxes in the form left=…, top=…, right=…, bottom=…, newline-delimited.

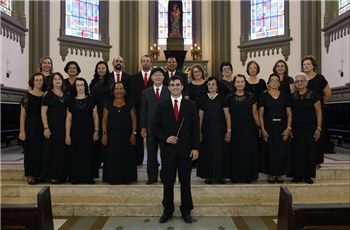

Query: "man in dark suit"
left=140, top=67, right=170, bottom=184
left=152, top=76, right=200, bottom=224
left=109, top=56, right=131, bottom=95
left=131, top=55, right=154, bottom=165
left=163, top=57, right=188, bottom=87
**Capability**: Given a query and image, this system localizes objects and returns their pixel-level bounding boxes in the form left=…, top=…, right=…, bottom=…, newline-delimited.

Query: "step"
left=1, top=165, right=349, bottom=181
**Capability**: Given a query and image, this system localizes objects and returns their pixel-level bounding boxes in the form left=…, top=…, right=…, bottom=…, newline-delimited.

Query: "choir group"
left=19, top=55, right=331, bottom=186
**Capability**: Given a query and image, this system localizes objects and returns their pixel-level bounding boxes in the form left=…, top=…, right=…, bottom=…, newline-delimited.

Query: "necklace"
left=76, top=97, right=87, bottom=109
left=208, top=93, right=218, bottom=100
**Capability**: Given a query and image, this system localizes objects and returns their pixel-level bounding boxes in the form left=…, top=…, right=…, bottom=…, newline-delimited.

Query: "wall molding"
left=0, top=12, right=28, bottom=53
left=322, top=11, right=350, bottom=53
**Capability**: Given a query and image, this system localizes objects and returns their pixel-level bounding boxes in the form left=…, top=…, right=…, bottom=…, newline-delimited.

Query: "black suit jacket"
left=108, top=71, right=131, bottom=96
left=163, top=71, right=188, bottom=86
left=130, top=71, right=154, bottom=115
left=140, top=86, right=170, bottom=132
left=152, top=98, right=200, bottom=158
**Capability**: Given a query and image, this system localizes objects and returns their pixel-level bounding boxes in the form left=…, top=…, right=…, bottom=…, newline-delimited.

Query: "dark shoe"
left=316, top=164, right=321, bottom=169
left=268, top=178, right=275, bottom=183
left=275, top=177, right=284, bottom=183
left=159, top=213, right=172, bottom=223
left=146, top=179, right=157, bottom=185
left=244, top=180, right=252, bottom=184
left=71, top=180, right=79, bottom=184
left=218, top=179, right=227, bottom=184
left=49, top=179, right=60, bottom=184
left=204, top=179, right=212, bottom=184
left=89, top=179, right=95, bottom=184
left=292, top=177, right=302, bottom=183
left=182, top=214, right=193, bottom=223
left=304, top=178, right=314, bottom=184
left=27, top=178, right=38, bottom=185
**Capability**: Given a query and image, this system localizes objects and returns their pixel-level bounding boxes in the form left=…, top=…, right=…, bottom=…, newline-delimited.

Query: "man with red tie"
left=131, top=55, right=154, bottom=165
left=152, top=76, right=200, bottom=224
left=140, top=68, right=170, bottom=184
left=109, top=56, right=131, bottom=95
left=163, top=57, right=188, bottom=87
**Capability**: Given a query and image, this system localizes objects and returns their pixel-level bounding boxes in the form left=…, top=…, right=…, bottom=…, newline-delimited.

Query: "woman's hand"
left=19, top=131, right=26, bottom=141
left=130, top=133, right=136, bottom=145
left=93, top=131, right=99, bottom=142
left=224, top=131, right=231, bottom=143
left=43, top=128, right=51, bottom=139
left=261, top=129, right=269, bottom=142
left=314, top=129, right=321, bottom=141
left=281, top=128, right=291, bottom=141
left=65, top=135, right=71, bottom=145
left=102, top=135, right=107, bottom=146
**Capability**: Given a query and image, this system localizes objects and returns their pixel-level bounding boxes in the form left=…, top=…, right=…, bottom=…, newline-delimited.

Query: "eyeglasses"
left=295, top=80, right=307, bottom=84
left=68, top=67, right=77, bottom=70
left=222, top=68, right=232, bottom=72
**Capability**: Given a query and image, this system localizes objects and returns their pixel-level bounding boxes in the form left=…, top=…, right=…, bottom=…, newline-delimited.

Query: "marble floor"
left=53, top=216, right=278, bottom=230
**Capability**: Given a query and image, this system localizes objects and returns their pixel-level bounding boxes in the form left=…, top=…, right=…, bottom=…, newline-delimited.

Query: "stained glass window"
left=158, top=0, right=192, bottom=45
left=250, top=0, right=284, bottom=40
left=65, top=0, right=99, bottom=40
left=0, top=0, right=12, bottom=16
left=339, top=0, right=350, bottom=15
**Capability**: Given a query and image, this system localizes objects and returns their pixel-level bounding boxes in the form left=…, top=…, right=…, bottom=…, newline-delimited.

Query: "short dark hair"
left=220, top=62, right=233, bottom=73
left=232, top=74, right=248, bottom=93
left=268, top=73, right=280, bottom=84
left=74, top=77, right=89, bottom=96
left=28, top=72, right=44, bottom=88
left=206, top=76, right=220, bottom=92
left=168, top=75, right=183, bottom=85
left=64, top=61, right=81, bottom=75
left=302, top=55, right=317, bottom=71
left=246, top=60, right=260, bottom=75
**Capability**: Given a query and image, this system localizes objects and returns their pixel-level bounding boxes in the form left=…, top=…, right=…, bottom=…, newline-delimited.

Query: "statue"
left=168, top=1, right=182, bottom=38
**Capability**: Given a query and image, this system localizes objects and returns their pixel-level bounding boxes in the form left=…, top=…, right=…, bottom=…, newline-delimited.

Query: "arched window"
left=158, top=0, right=192, bottom=45
left=238, top=0, right=291, bottom=65
left=338, top=0, right=350, bottom=15
left=58, top=0, right=111, bottom=62
left=65, top=0, right=99, bottom=40
left=250, top=0, right=285, bottom=40
left=0, top=0, right=12, bottom=16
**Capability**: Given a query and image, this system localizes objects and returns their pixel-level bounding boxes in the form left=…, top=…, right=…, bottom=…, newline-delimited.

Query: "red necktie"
left=171, top=72, right=174, bottom=77
left=144, top=73, right=148, bottom=88
left=155, top=88, right=160, bottom=101
left=174, top=99, right=178, bottom=122
left=117, top=73, right=120, bottom=82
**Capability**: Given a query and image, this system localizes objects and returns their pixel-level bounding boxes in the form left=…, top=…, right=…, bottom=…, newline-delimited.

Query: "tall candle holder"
left=191, top=44, right=201, bottom=60
left=150, top=44, right=160, bottom=60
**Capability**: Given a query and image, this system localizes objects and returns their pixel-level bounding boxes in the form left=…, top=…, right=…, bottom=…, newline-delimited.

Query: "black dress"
left=197, top=94, right=229, bottom=180
left=246, top=79, right=267, bottom=102
left=68, top=96, right=98, bottom=182
left=279, top=77, right=294, bottom=95
left=228, top=92, right=259, bottom=182
left=64, top=78, right=76, bottom=96
left=219, top=80, right=233, bottom=96
left=290, top=90, right=320, bottom=178
left=90, top=77, right=111, bottom=167
left=259, top=91, right=292, bottom=176
left=307, top=74, right=329, bottom=163
left=41, top=90, right=69, bottom=181
left=42, top=75, right=51, bottom=92
left=185, top=82, right=207, bottom=106
left=103, top=100, right=137, bottom=184
left=21, top=93, right=44, bottom=177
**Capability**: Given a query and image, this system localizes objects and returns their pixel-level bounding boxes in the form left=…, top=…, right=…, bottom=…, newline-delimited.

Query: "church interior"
left=1, top=0, right=349, bottom=229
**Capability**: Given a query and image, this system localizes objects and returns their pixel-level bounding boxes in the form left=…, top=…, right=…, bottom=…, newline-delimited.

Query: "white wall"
left=0, top=1, right=29, bottom=89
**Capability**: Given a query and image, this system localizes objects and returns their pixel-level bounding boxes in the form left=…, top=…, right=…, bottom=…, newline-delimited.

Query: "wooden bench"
left=1, top=186, right=54, bottom=230
left=277, top=186, right=350, bottom=230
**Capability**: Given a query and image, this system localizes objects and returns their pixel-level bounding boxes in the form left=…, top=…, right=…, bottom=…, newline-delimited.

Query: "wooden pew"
left=1, top=186, right=54, bottom=230
left=277, top=186, right=350, bottom=230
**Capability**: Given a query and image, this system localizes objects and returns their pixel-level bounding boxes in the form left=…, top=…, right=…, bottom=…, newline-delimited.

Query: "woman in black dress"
left=185, top=64, right=207, bottom=106
left=228, top=74, right=260, bottom=183
left=65, top=78, right=99, bottom=184
left=259, top=73, right=292, bottom=183
left=197, top=77, right=231, bottom=184
left=102, top=82, right=137, bottom=184
left=41, top=72, right=70, bottom=184
left=219, top=62, right=234, bottom=96
left=37, top=56, right=53, bottom=92
left=272, top=59, right=295, bottom=95
left=290, top=72, right=322, bottom=184
left=302, top=55, right=332, bottom=168
left=245, top=60, right=267, bottom=102
left=64, top=61, right=81, bottom=96
left=90, top=61, right=111, bottom=169
left=19, top=72, right=45, bottom=185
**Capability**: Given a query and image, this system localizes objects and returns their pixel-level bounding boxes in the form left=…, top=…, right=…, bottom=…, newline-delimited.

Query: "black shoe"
left=182, top=214, right=193, bottom=223
left=27, top=178, right=38, bottom=185
left=146, top=179, right=157, bottom=185
left=49, top=179, right=61, bottom=184
left=292, top=177, right=302, bottom=183
left=218, top=179, right=227, bottom=184
left=204, top=179, right=212, bottom=184
left=304, top=178, right=314, bottom=184
left=244, top=180, right=252, bottom=184
left=89, top=179, right=95, bottom=184
left=159, top=213, right=172, bottom=223
left=316, top=164, right=321, bottom=169
left=275, top=177, right=284, bottom=183
left=71, top=180, right=79, bottom=184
